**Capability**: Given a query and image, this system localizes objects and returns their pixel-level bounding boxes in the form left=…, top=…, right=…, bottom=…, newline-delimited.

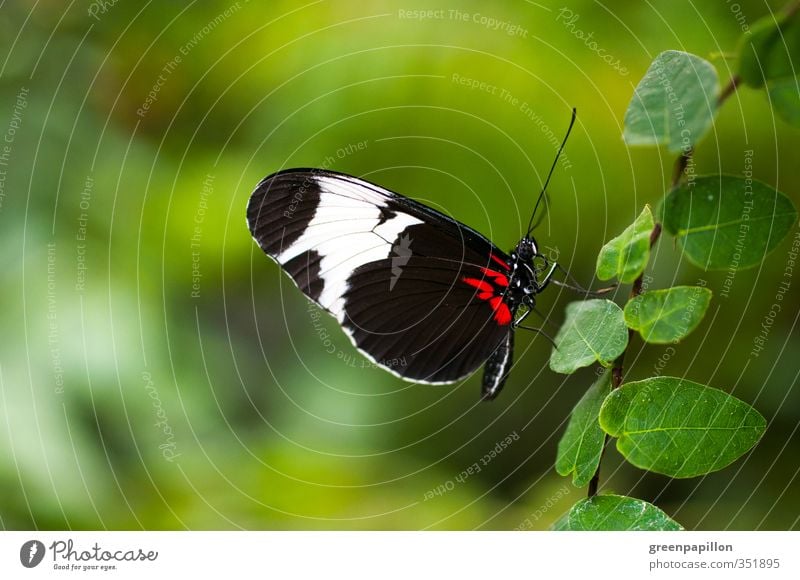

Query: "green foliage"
left=738, top=9, right=800, bottom=125
left=599, top=377, right=767, bottom=478
left=554, top=495, right=683, bottom=531
left=552, top=15, right=797, bottom=531
left=556, top=370, right=612, bottom=487
left=661, top=175, right=798, bottom=270
left=738, top=9, right=800, bottom=87
left=549, top=300, right=628, bottom=374
left=596, top=205, right=654, bottom=283
left=769, top=77, right=800, bottom=127
left=623, top=50, right=719, bottom=153
left=624, top=286, right=712, bottom=344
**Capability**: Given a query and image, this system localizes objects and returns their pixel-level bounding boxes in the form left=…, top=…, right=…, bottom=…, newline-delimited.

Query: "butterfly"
left=247, top=109, right=579, bottom=401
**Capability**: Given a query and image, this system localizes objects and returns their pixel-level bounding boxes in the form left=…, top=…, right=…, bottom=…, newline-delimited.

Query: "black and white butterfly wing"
left=247, top=169, right=515, bottom=385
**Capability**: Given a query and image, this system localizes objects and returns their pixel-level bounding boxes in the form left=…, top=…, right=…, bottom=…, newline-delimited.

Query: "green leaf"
left=624, top=286, right=713, bottom=344
left=623, top=50, right=719, bottom=153
left=596, top=205, right=655, bottom=283
left=556, top=370, right=612, bottom=486
left=555, top=495, right=683, bottom=531
left=661, top=175, right=797, bottom=270
left=769, top=76, right=800, bottom=127
left=599, top=377, right=766, bottom=478
left=550, top=300, right=629, bottom=374
left=738, top=10, right=800, bottom=88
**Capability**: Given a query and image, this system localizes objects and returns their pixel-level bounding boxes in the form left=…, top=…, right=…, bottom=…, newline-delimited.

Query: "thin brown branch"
left=672, top=150, right=693, bottom=188
left=718, top=75, right=740, bottom=106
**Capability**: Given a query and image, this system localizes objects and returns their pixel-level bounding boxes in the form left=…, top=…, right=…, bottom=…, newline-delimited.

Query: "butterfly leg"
left=515, top=324, right=558, bottom=349
left=550, top=262, right=616, bottom=296
left=512, top=306, right=533, bottom=328
left=535, top=260, right=559, bottom=292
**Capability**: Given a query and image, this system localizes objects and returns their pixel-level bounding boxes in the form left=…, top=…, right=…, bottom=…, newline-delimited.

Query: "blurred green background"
left=1, top=0, right=798, bottom=530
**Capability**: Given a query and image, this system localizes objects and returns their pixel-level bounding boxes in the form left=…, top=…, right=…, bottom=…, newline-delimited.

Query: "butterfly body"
left=247, top=168, right=556, bottom=401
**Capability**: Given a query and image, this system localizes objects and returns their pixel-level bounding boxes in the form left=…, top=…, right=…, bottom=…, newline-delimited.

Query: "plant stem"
left=717, top=75, right=740, bottom=106
left=586, top=73, right=742, bottom=498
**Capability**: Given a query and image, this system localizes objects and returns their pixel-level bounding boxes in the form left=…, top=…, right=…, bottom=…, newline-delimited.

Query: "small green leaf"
left=769, top=76, right=800, bottom=126
left=550, top=300, right=628, bottom=374
left=739, top=10, right=800, bottom=88
left=555, top=495, right=683, bottom=531
left=596, top=205, right=655, bottom=283
left=599, top=377, right=766, bottom=478
left=624, top=286, right=713, bottom=344
left=623, top=50, right=719, bottom=153
left=556, top=370, right=612, bottom=486
left=661, top=175, right=797, bottom=270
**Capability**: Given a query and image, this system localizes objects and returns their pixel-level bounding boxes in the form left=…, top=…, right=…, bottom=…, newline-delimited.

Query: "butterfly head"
left=515, top=236, right=538, bottom=262
left=510, top=236, right=556, bottom=301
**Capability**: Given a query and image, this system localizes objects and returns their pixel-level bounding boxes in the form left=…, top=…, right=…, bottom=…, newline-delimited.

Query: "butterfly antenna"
left=526, top=107, right=577, bottom=237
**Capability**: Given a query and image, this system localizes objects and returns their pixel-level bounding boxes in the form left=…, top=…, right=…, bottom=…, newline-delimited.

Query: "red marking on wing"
left=497, top=305, right=512, bottom=325
left=490, top=253, right=511, bottom=271
left=462, top=277, right=493, bottom=293
left=463, top=276, right=512, bottom=326
left=479, top=267, right=509, bottom=287
left=488, top=296, right=512, bottom=325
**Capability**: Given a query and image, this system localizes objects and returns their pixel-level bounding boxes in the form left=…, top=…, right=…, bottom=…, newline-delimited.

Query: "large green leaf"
left=555, top=495, right=683, bottom=531
left=556, top=370, right=612, bottom=487
left=550, top=300, right=628, bottom=374
left=623, top=50, right=719, bottom=153
left=769, top=76, right=800, bottom=127
left=599, top=377, right=766, bottom=478
left=596, top=205, right=655, bottom=283
left=624, top=286, right=712, bottom=344
left=661, top=175, right=797, bottom=270
left=739, top=10, right=800, bottom=88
